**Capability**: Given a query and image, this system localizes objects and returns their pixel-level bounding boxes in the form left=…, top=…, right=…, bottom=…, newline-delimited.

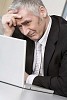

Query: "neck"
left=44, top=16, right=50, bottom=32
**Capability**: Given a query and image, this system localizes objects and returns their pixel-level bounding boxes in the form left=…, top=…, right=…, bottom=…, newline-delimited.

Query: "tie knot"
left=36, top=42, right=42, bottom=48
left=36, top=43, right=42, bottom=52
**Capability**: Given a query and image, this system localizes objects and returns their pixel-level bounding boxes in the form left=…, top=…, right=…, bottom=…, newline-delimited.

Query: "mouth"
left=27, top=32, right=35, bottom=37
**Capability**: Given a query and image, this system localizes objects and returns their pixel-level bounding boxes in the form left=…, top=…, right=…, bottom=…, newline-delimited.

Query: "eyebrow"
left=17, top=20, right=32, bottom=27
left=21, top=20, right=32, bottom=25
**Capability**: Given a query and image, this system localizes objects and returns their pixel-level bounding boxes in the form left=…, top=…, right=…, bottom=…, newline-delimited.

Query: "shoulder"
left=50, top=15, right=67, bottom=46
left=53, top=16, right=67, bottom=48
left=51, top=15, right=67, bottom=29
left=51, top=15, right=67, bottom=32
left=51, top=15, right=67, bottom=24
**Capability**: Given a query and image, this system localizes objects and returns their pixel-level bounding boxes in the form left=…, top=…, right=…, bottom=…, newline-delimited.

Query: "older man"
left=2, top=0, right=67, bottom=97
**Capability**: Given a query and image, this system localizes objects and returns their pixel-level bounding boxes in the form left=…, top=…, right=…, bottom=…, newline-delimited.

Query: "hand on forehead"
left=8, top=9, right=22, bottom=20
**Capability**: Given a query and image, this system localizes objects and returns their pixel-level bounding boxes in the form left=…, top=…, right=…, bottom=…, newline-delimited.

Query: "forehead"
left=16, top=7, right=38, bottom=25
left=18, top=7, right=34, bottom=18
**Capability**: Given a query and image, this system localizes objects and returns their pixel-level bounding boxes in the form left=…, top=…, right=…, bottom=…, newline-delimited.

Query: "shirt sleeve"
left=26, top=74, right=38, bottom=84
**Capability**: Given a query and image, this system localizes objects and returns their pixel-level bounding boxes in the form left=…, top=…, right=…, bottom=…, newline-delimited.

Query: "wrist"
left=3, top=30, right=14, bottom=37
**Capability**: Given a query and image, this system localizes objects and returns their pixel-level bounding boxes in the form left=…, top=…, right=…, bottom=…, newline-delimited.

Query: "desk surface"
left=0, top=82, right=67, bottom=100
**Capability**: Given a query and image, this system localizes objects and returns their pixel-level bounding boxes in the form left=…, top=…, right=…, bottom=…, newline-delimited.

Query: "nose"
left=22, top=26, right=30, bottom=36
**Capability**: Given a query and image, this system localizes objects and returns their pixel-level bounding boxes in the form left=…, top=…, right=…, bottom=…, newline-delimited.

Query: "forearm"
left=32, top=75, right=67, bottom=97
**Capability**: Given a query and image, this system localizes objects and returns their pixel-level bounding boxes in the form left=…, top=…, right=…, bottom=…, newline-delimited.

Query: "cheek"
left=18, top=28, right=24, bottom=35
left=19, top=28, right=23, bottom=33
left=31, top=24, right=41, bottom=37
left=35, top=26, right=43, bottom=39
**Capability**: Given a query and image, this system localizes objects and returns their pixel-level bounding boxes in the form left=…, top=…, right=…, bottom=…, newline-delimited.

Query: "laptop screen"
left=0, top=35, right=26, bottom=87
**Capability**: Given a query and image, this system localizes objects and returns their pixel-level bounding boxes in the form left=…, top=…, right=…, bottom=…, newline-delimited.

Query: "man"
left=2, top=0, right=67, bottom=97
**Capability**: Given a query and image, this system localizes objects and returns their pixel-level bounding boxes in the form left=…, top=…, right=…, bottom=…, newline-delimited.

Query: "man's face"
left=16, top=7, right=46, bottom=41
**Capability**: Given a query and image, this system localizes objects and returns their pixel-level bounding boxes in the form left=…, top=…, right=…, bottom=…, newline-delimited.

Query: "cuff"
left=26, top=74, right=38, bottom=84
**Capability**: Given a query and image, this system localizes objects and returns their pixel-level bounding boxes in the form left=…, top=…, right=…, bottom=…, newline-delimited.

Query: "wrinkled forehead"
left=16, top=7, right=36, bottom=24
left=17, top=9, right=28, bottom=24
left=17, top=7, right=34, bottom=16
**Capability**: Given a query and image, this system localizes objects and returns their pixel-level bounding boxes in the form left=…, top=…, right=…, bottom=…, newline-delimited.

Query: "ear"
left=38, top=6, right=48, bottom=18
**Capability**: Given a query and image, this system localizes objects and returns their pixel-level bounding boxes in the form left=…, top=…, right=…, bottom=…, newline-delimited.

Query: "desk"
left=0, top=82, right=66, bottom=100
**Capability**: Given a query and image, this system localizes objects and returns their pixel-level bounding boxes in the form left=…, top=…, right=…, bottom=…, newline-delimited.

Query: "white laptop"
left=0, top=35, right=26, bottom=87
left=0, top=34, right=54, bottom=94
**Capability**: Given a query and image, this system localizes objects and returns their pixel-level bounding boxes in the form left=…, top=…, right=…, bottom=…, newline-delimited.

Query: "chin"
left=31, top=37, right=39, bottom=41
left=29, top=35, right=39, bottom=41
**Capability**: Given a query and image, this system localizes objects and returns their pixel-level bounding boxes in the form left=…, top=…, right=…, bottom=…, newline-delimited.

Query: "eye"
left=26, top=22, right=30, bottom=25
left=18, top=25, right=22, bottom=28
left=24, top=21, right=30, bottom=26
left=23, top=20, right=32, bottom=26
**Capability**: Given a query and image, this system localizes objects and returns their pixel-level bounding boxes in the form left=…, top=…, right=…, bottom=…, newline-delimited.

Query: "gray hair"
left=9, top=0, right=45, bottom=16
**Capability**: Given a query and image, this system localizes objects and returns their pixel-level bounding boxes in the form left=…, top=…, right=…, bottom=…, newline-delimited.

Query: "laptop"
left=0, top=35, right=26, bottom=88
left=0, top=35, right=54, bottom=94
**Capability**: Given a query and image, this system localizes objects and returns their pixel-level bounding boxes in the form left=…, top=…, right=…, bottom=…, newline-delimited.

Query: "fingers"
left=9, top=16, right=16, bottom=27
left=2, top=13, right=21, bottom=36
left=8, top=9, right=18, bottom=14
left=2, top=11, right=22, bottom=36
left=13, top=14, right=21, bottom=19
left=8, top=19, right=13, bottom=27
left=2, top=13, right=22, bottom=27
left=9, top=14, right=21, bottom=27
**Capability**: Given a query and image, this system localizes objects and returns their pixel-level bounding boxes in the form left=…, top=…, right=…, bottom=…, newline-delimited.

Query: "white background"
left=42, top=0, right=66, bottom=16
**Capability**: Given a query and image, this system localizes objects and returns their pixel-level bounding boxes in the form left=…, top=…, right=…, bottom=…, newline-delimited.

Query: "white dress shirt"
left=26, top=17, right=52, bottom=84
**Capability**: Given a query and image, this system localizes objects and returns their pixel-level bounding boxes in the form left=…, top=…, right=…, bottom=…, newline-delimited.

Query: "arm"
left=32, top=50, right=67, bottom=97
